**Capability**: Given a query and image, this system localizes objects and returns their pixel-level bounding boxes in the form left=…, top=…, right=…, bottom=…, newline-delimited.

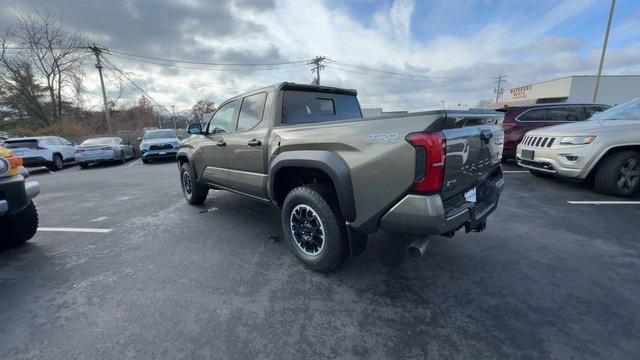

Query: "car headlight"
left=559, top=136, right=597, bottom=145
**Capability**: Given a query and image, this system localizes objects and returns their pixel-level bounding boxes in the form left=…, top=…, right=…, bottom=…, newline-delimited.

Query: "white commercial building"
left=490, top=75, right=640, bottom=108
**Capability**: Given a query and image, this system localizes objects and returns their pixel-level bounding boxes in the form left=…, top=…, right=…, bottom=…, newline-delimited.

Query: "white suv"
left=3, top=136, right=76, bottom=170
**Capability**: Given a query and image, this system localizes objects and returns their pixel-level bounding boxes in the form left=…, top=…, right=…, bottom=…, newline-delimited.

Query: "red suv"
left=497, top=103, right=610, bottom=159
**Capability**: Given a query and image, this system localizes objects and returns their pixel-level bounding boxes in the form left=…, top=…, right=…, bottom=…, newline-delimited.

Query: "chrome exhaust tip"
left=408, top=237, right=430, bottom=258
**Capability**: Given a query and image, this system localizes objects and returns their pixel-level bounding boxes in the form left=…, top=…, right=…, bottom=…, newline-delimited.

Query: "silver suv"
left=517, top=97, right=640, bottom=197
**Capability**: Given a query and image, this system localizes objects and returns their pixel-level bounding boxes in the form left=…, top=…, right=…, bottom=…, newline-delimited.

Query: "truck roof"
left=224, top=82, right=358, bottom=103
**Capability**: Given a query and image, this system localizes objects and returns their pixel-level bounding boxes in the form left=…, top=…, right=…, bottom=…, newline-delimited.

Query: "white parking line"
left=503, top=170, right=529, bottom=173
left=567, top=201, right=640, bottom=205
left=38, top=227, right=113, bottom=233
left=127, top=159, right=142, bottom=167
left=90, top=216, right=108, bottom=222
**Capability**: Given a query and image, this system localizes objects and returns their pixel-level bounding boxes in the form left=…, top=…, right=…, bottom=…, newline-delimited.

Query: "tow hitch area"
left=466, top=219, right=487, bottom=233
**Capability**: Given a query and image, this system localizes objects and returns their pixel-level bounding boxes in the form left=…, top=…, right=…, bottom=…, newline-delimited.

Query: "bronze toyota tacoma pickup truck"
left=178, top=83, right=505, bottom=271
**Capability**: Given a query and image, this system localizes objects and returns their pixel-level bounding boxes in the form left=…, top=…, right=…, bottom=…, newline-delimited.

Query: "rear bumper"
left=21, top=156, right=50, bottom=167
left=76, top=152, right=119, bottom=163
left=380, top=172, right=504, bottom=235
left=0, top=175, right=40, bottom=217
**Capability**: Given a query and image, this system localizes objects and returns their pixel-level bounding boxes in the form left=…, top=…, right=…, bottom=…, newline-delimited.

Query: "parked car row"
left=1, top=129, right=181, bottom=170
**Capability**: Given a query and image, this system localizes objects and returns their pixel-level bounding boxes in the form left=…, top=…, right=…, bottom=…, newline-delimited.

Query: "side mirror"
left=187, top=123, right=202, bottom=135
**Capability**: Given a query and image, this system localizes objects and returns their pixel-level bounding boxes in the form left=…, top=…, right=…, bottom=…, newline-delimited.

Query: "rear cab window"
left=282, top=90, right=362, bottom=124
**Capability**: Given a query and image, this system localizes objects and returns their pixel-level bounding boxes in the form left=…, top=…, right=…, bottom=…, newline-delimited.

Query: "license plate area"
left=521, top=149, right=534, bottom=160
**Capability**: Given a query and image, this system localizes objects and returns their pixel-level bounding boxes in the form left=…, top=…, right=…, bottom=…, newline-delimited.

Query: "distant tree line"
left=0, top=10, right=216, bottom=141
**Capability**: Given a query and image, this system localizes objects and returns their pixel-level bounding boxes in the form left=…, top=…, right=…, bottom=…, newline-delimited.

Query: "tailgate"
left=439, top=112, right=504, bottom=200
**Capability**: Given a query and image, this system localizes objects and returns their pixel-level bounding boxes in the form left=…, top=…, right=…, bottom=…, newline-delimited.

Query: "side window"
left=548, top=107, right=584, bottom=121
left=237, top=92, right=267, bottom=132
left=59, top=137, right=73, bottom=146
left=208, top=100, right=239, bottom=134
left=47, top=138, right=61, bottom=145
left=585, top=106, right=606, bottom=118
left=518, top=109, right=546, bottom=121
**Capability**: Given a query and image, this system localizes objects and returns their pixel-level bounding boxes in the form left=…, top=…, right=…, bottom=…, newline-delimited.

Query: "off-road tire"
left=180, top=163, right=208, bottom=204
left=594, top=151, right=640, bottom=197
left=529, top=169, right=552, bottom=178
left=48, top=154, right=63, bottom=171
left=282, top=184, right=347, bottom=272
left=0, top=202, right=39, bottom=248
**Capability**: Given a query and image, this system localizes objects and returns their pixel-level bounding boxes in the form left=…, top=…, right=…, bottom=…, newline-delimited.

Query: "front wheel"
left=594, top=151, right=640, bottom=197
left=180, top=163, right=208, bottom=204
left=282, top=185, right=346, bottom=272
left=0, top=202, right=39, bottom=248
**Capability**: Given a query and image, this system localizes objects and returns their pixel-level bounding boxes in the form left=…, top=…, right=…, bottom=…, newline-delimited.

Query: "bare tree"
left=0, top=10, right=86, bottom=126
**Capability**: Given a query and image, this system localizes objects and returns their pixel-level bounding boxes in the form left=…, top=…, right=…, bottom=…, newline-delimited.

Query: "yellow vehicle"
left=0, top=146, right=40, bottom=247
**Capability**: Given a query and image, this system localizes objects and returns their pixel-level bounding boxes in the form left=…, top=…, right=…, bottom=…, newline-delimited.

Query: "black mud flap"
left=346, top=226, right=367, bottom=257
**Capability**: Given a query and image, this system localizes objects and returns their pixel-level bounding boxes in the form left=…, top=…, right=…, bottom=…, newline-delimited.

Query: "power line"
left=109, top=53, right=309, bottom=72
left=326, top=59, right=470, bottom=80
left=326, top=65, right=437, bottom=82
left=109, top=49, right=312, bottom=67
left=101, top=56, right=171, bottom=115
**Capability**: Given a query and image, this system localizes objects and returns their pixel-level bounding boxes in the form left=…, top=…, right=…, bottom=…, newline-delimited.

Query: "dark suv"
left=498, top=103, right=610, bottom=159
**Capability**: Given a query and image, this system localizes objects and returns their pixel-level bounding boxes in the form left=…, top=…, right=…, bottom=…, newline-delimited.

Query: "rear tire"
left=48, top=154, right=63, bottom=171
left=594, top=151, right=640, bottom=197
left=282, top=184, right=346, bottom=272
left=79, top=162, right=89, bottom=169
left=180, top=163, right=208, bottom=204
left=0, top=202, right=39, bottom=248
left=142, top=158, right=149, bottom=164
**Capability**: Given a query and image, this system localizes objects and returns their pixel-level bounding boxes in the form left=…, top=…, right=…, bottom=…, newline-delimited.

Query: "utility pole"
left=89, top=44, right=112, bottom=134
left=593, top=0, right=616, bottom=103
left=494, top=74, right=507, bottom=103
left=440, top=100, right=445, bottom=111
left=171, top=105, right=177, bottom=129
left=308, top=56, right=326, bottom=85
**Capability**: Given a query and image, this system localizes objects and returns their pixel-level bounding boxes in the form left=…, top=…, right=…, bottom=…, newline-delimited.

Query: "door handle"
left=215, top=140, right=226, bottom=147
left=247, top=139, right=262, bottom=147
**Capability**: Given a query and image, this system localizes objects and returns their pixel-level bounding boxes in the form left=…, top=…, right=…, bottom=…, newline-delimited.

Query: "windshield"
left=143, top=130, right=177, bottom=140
left=81, top=138, right=117, bottom=146
left=590, top=98, right=640, bottom=121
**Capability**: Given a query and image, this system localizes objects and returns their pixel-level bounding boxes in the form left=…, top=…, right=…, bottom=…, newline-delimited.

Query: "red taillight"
left=406, top=132, right=445, bottom=193
left=501, top=122, right=517, bottom=132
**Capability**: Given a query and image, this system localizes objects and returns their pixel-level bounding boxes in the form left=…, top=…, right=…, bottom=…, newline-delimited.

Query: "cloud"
left=1, top=0, right=637, bottom=112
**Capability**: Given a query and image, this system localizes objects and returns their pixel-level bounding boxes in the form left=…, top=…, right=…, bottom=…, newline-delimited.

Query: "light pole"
left=171, top=105, right=177, bottom=129
left=593, top=0, right=616, bottom=103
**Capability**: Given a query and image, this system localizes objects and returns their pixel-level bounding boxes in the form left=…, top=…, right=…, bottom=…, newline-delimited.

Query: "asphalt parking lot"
left=1, top=160, right=639, bottom=359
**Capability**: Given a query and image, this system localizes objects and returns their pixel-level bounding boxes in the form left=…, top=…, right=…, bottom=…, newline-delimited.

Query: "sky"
left=1, top=0, right=640, bottom=113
